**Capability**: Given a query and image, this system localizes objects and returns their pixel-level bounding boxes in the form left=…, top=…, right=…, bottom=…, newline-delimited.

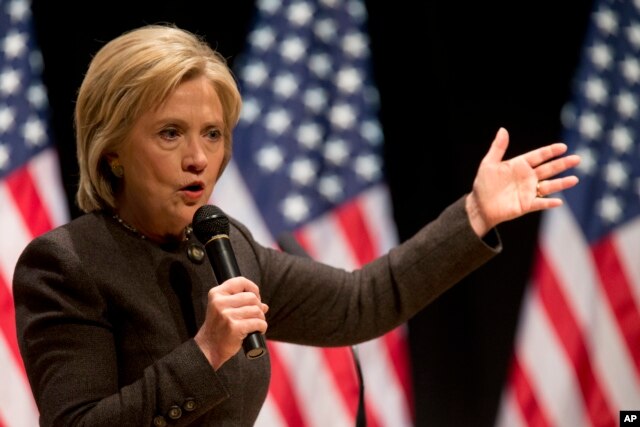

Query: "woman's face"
left=112, top=75, right=226, bottom=242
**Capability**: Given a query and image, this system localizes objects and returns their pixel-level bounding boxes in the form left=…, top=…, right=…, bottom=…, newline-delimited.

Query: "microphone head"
left=192, top=205, right=230, bottom=243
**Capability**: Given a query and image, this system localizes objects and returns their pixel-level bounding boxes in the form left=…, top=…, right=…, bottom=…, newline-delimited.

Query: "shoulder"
left=16, top=212, right=112, bottom=266
left=30, top=211, right=107, bottom=242
left=227, top=215, right=259, bottom=243
left=223, top=214, right=283, bottom=281
left=226, top=214, right=268, bottom=259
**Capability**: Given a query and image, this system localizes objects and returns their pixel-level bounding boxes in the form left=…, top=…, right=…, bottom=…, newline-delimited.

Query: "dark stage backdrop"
left=30, top=1, right=593, bottom=426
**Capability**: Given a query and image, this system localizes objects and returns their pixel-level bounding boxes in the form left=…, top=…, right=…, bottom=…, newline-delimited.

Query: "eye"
left=206, top=128, right=223, bottom=141
left=159, top=127, right=181, bottom=140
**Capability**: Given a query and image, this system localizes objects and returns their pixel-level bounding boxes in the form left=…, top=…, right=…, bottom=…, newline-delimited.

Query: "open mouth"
left=181, top=182, right=205, bottom=200
left=182, top=183, right=204, bottom=192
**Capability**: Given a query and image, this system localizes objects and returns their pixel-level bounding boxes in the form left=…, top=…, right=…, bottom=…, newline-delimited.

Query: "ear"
left=104, top=152, right=119, bottom=165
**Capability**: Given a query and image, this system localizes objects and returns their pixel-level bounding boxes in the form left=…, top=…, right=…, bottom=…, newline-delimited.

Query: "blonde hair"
left=75, top=24, right=242, bottom=212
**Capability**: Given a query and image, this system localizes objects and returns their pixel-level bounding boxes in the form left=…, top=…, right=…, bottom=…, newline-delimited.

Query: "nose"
left=183, top=136, right=208, bottom=173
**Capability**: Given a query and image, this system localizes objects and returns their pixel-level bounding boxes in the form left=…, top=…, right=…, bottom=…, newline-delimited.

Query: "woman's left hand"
left=466, top=127, right=581, bottom=236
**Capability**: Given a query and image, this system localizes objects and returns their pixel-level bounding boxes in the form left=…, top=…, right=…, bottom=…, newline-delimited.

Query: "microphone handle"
left=206, top=236, right=267, bottom=359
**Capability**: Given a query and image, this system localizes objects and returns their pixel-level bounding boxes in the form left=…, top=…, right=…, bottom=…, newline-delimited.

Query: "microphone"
left=192, top=204, right=267, bottom=359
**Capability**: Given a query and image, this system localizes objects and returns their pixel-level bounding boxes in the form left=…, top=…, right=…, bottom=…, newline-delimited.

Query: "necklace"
left=112, top=214, right=193, bottom=241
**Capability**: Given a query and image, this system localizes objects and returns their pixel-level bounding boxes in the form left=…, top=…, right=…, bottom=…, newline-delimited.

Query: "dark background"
left=30, top=1, right=594, bottom=426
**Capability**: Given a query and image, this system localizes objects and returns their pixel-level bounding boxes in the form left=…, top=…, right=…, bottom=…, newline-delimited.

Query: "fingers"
left=519, top=139, right=581, bottom=201
left=531, top=147, right=581, bottom=199
left=523, top=142, right=570, bottom=168
left=482, top=127, right=510, bottom=164
left=534, top=154, right=581, bottom=181
left=531, top=196, right=564, bottom=211
left=536, top=175, right=580, bottom=198
left=210, top=277, right=268, bottom=323
left=196, top=277, right=268, bottom=369
left=218, top=276, right=261, bottom=297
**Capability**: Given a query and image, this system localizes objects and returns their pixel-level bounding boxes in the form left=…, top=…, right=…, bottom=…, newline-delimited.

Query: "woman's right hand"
left=194, top=277, right=269, bottom=370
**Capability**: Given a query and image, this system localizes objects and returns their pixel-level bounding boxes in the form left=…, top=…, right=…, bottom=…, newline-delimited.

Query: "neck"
left=112, top=212, right=192, bottom=243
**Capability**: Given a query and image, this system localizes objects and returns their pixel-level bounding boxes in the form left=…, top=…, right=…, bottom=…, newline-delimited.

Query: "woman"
left=13, top=24, right=580, bottom=426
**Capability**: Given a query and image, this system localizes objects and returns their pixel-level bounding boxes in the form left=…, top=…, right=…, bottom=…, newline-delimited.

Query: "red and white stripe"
left=0, top=148, right=69, bottom=427
left=214, top=160, right=414, bottom=426
left=496, top=203, right=640, bottom=427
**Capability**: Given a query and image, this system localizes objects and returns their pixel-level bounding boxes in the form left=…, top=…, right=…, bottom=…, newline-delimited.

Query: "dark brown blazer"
left=13, top=196, right=500, bottom=426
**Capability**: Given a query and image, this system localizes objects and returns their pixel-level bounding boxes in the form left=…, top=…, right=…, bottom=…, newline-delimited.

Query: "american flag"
left=495, top=0, right=640, bottom=425
left=212, top=0, right=414, bottom=425
left=0, top=0, right=69, bottom=426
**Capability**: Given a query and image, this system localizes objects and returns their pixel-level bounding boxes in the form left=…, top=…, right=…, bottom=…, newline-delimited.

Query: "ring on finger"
left=536, top=182, right=544, bottom=198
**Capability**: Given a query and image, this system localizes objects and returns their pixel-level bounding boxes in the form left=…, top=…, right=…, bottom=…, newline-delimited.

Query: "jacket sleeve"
left=249, top=195, right=502, bottom=345
left=13, top=232, right=228, bottom=427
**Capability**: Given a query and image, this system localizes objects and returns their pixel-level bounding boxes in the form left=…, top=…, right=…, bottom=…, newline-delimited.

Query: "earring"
left=111, top=162, right=124, bottom=178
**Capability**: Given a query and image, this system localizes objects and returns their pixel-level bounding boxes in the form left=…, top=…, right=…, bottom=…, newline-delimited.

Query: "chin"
left=182, top=204, right=203, bottom=224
